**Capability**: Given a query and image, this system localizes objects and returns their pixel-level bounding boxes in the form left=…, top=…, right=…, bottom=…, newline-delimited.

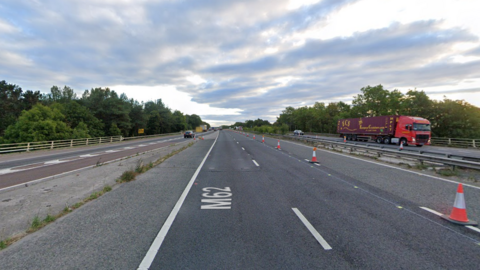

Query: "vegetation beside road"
left=231, top=85, right=480, bottom=139
left=0, top=141, right=195, bottom=251
left=0, top=80, right=210, bottom=143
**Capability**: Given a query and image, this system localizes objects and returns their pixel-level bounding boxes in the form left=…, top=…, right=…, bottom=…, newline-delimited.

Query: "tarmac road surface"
left=1, top=130, right=479, bottom=269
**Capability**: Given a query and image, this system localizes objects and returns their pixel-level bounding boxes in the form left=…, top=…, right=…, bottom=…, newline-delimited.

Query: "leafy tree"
left=72, top=122, right=90, bottom=138
left=108, top=123, right=122, bottom=136
left=53, top=101, right=104, bottom=137
left=3, top=104, right=72, bottom=142
left=186, top=114, right=202, bottom=130
left=0, top=80, right=24, bottom=136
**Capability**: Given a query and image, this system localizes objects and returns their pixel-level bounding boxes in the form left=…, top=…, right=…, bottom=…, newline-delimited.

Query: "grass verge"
left=0, top=141, right=194, bottom=251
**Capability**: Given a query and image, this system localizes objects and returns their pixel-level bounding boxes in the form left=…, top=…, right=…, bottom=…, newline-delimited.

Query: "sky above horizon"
left=2, top=0, right=480, bottom=126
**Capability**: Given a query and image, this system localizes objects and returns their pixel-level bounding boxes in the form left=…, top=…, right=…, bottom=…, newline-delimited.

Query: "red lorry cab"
left=337, top=115, right=431, bottom=147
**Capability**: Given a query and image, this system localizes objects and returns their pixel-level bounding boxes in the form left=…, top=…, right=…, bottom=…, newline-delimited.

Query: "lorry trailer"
left=336, top=115, right=431, bottom=147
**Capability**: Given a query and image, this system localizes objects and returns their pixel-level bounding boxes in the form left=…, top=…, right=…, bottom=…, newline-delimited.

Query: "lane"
left=0, top=136, right=195, bottom=189
left=0, top=133, right=218, bottom=270
left=0, top=134, right=188, bottom=169
left=241, top=130, right=480, bottom=221
left=149, top=130, right=480, bottom=269
left=296, top=134, right=480, bottom=159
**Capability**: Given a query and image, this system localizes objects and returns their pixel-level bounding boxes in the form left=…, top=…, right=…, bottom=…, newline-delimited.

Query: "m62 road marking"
left=201, top=187, right=232, bottom=209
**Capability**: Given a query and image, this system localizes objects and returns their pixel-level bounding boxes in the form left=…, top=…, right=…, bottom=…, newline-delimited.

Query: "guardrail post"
left=473, top=140, right=476, bottom=148
left=51, top=141, right=54, bottom=150
left=448, top=138, right=451, bottom=145
left=110, top=137, right=113, bottom=143
left=27, top=143, right=30, bottom=152
left=99, top=138, right=102, bottom=144
left=86, top=138, right=89, bottom=145
left=70, top=139, right=73, bottom=148
left=120, top=136, right=123, bottom=141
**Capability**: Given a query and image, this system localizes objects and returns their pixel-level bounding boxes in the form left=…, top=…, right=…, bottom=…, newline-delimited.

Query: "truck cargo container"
left=337, top=115, right=431, bottom=147
left=195, top=126, right=203, bottom=133
left=200, top=125, right=208, bottom=132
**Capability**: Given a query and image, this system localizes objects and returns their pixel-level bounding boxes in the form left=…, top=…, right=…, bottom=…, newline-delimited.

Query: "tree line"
left=0, top=80, right=209, bottom=143
left=233, top=85, right=480, bottom=138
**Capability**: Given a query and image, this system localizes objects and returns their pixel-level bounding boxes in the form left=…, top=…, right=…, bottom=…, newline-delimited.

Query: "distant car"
left=184, top=131, right=195, bottom=138
left=293, top=130, right=304, bottom=135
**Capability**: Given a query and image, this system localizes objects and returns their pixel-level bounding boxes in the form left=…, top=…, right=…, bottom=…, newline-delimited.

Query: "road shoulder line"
left=137, top=132, right=219, bottom=269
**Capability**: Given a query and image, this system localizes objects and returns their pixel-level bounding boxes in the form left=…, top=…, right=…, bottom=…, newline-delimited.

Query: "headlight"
left=412, top=138, right=416, bottom=142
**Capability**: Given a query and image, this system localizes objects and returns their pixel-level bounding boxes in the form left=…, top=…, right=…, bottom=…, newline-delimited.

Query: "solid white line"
left=466, top=226, right=480, bottom=233
left=252, top=160, right=259, bottom=166
left=292, top=208, right=332, bottom=250
left=242, top=147, right=245, bottom=150
left=420, top=206, right=443, bottom=216
left=0, top=141, right=190, bottom=193
left=420, top=207, right=480, bottom=234
left=137, top=132, right=219, bottom=270
left=282, top=140, right=480, bottom=190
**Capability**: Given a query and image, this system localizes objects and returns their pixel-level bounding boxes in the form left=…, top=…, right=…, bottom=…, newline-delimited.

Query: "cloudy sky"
left=2, top=0, right=480, bottom=126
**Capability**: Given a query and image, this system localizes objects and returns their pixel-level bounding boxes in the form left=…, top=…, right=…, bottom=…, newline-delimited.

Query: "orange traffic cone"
left=441, top=184, right=477, bottom=225
left=262, top=135, right=265, bottom=143
left=253, top=134, right=255, bottom=140
left=247, top=133, right=249, bottom=137
left=277, top=140, right=281, bottom=150
left=344, top=136, right=346, bottom=143
left=399, top=141, right=404, bottom=150
left=202, top=136, right=204, bottom=140
left=309, top=147, right=319, bottom=163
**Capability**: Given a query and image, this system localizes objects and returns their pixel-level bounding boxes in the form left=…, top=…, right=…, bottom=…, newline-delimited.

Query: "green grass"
left=103, top=185, right=112, bottom=192
left=118, top=170, right=137, bottom=182
left=31, top=216, right=41, bottom=229
left=438, top=168, right=459, bottom=177
left=0, top=140, right=195, bottom=251
left=43, top=214, right=56, bottom=223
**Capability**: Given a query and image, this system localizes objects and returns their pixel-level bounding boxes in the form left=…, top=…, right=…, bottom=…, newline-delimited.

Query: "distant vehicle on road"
left=184, top=131, right=195, bottom=138
left=293, top=130, right=304, bottom=135
left=337, top=115, right=431, bottom=147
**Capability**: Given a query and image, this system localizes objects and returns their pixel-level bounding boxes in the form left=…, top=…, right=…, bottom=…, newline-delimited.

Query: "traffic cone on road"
left=277, top=140, right=281, bottom=150
left=344, top=136, right=347, bottom=143
left=441, top=184, right=478, bottom=225
left=399, top=141, right=404, bottom=151
left=253, top=134, right=255, bottom=140
left=309, top=147, right=319, bottom=163
left=202, top=136, right=204, bottom=140
left=247, top=133, right=249, bottom=137
left=262, top=135, right=265, bottom=143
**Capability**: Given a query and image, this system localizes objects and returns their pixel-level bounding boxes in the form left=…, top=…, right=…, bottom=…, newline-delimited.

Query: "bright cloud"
left=1, top=0, right=480, bottom=126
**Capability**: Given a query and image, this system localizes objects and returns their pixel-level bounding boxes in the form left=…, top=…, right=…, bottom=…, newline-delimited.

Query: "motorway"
left=1, top=130, right=480, bottom=269
left=297, top=134, right=480, bottom=160
left=0, top=133, right=208, bottom=190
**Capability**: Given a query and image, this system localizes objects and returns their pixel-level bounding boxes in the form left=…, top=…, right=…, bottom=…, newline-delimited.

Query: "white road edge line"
left=281, top=139, right=480, bottom=191
left=292, top=208, right=332, bottom=250
left=420, top=206, right=480, bottom=234
left=419, top=206, right=443, bottom=216
left=242, top=147, right=245, bottom=150
left=137, top=131, right=219, bottom=270
left=0, top=142, right=189, bottom=193
left=252, top=160, right=259, bottom=166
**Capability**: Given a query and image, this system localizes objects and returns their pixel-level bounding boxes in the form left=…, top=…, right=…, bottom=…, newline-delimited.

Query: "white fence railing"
left=0, top=132, right=182, bottom=154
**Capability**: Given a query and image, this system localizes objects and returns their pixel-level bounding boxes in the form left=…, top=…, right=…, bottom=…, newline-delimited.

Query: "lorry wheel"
left=376, top=137, right=383, bottom=144
left=384, top=137, right=391, bottom=144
